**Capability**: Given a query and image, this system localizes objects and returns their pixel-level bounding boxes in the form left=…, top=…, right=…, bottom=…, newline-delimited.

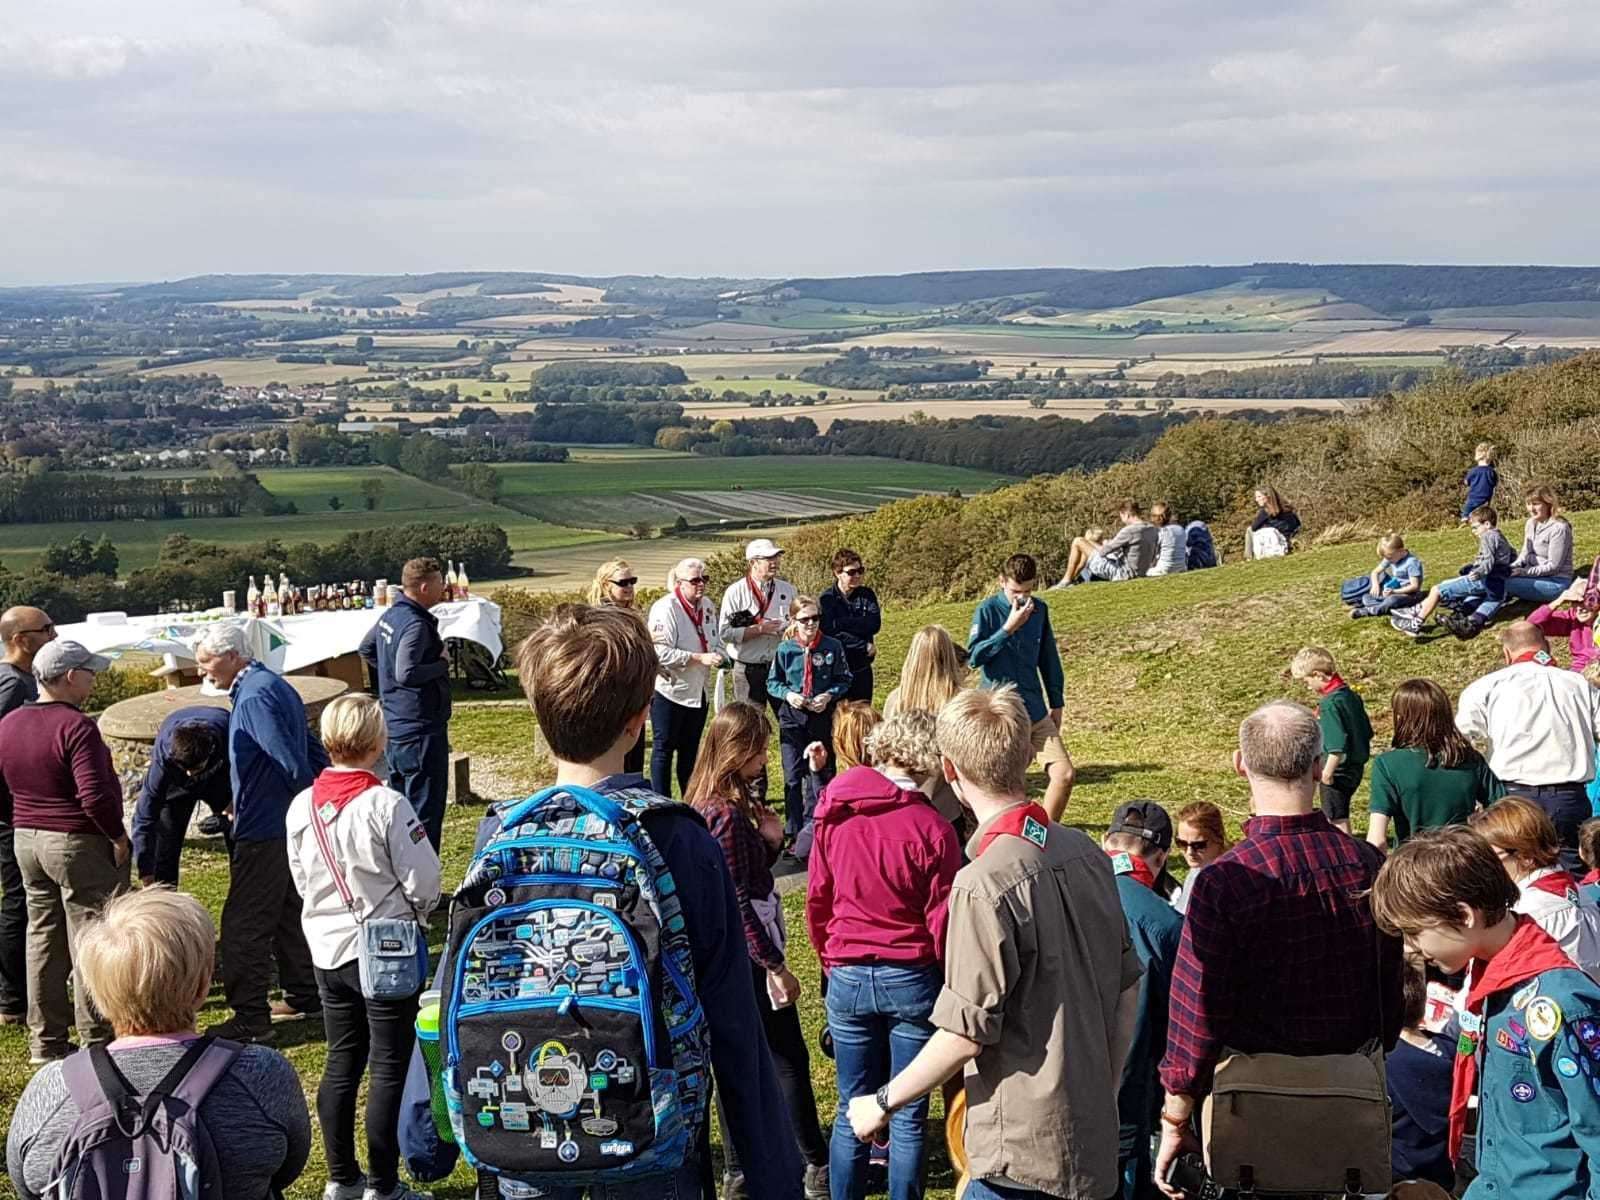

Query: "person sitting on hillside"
left=1340, top=532, right=1424, bottom=620
left=1059, top=498, right=1160, bottom=585
left=1245, top=485, right=1300, bottom=559
left=1460, top=441, right=1498, bottom=522
left=1391, top=505, right=1514, bottom=639
left=1529, top=561, right=1600, bottom=673
left=1146, top=502, right=1188, bottom=577
left=1505, top=482, right=1575, bottom=606
left=1184, top=519, right=1218, bottom=570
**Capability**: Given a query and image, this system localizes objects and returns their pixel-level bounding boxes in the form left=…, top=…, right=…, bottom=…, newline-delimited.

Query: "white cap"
left=745, top=538, right=784, bottom=560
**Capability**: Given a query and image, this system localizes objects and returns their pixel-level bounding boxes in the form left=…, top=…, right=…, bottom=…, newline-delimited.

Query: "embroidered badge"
left=410, top=824, right=428, bottom=844
left=1495, top=1028, right=1526, bottom=1055
left=1575, top=1018, right=1600, bottom=1046
left=1456, top=1033, right=1476, bottom=1056
left=1459, top=1011, right=1483, bottom=1035
left=1557, top=1057, right=1581, bottom=1078
left=1512, top=981, right=1538, bottom=1010
left=1021, top=816, right=1048, bottom=848
left=1508, top=1018, right=1529, bottom=1041
left=318, top=802, right=338, bottom=823
left=1510, top=1080, right=1537, bottom=1103
left=1527, top=997, right=1564, bottom=1041
left=1109, top=852, right=1134, bottom=876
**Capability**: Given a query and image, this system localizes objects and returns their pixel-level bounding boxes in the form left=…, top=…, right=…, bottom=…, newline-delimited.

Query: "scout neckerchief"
left=1526, top=866, right=1582, bottom=902
left=1108, top=849, right=1156, bottom=889
left=1508, top=648, right=1558, bottom=667
left=1584, top=868, right=1600, bottom=887
left=675, top=585, right=708, bottom=652
left=796, top=626, right=819, bottom=695
left=975, top=802, right=1052, bottom=857
left=1318, top=674, right=1347, bottom=696
left=748, top=574, right=774, bottom=621
left=1448, top=915, right=1573, bottom=1162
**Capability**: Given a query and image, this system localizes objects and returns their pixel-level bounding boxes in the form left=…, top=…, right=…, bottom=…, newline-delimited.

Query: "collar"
left=397, top=593, right=438, bottom=624
left=878, top=766, right=926, bottom=795
left=1508, top=649, right=1558, bottom=667
left=228, top=659, right=262, bottom=701
left=1242, top=810, right=1329, bottom=838
left=966, top=799, right=1051, bottom=858
left=1525, top=865, right=1581, bottom=901
left=1319, top=674, right=1346, bottom=696
left=1583, top=868, right=1600, bottom=887
left=594, top=772, right=646, bottom=794
left=1108, top=850, right=1156, bottom=889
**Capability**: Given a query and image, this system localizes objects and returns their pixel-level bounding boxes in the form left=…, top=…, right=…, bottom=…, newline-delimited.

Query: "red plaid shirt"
left=1159, top=810, right=1404, bottom=1097
left=702, top=797, right=784, bottom=971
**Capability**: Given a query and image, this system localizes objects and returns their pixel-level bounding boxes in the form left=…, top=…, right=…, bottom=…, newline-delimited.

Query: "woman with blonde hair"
left=685, top=702, right=829, bottom=1197
left=1246, top=484, right=1300, bottom=559
left=883, top=626, right=967, bottom=719
left=1505, top=482, right=1575, bottom=605
left=6, top=888, right=311, bottom=1200
left=1146, top=501, right=1188, bottom=576
left=1471, top=796, right=1600, bottom=975
left=766, top=594, right=852, bottom=846
left=587, top=560, right=647, bottom=772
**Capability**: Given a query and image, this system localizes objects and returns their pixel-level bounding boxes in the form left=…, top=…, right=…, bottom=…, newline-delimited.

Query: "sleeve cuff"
left=931, top=985, right=1001, bottom=1045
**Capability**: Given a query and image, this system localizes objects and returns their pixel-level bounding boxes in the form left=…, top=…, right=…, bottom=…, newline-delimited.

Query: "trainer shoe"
left=323, top=1181, right=366, bottom=1200
left=207, top=1017, right=274, bottom=1044
left=364, top=1186, right=432, bottom=1200
left=722, top=1173, right=750, bottom=1200
left=1389, top=611, right=1424, bottom=638
left=28, top=1046, right=72, bottom=1066
left=271, top=998, right=321, bottom=1023
left=803, top=1163, right=830, bottom=1200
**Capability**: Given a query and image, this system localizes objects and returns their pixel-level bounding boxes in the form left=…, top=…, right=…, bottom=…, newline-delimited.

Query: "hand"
left=786, top=690, right=807, bottom=710
left=1154, top=1118, right=1201, bottom=1199
left=756, top=806, right=784, bottom=849
left=767, top=966, right=801, bottom=1007
left=760, top=617, right=785, bottom=636
left=1002, top=597, right=1034, bottom=634
left=1048, top=707, right=1063, bottom=729
left=1561, top=578, right=1589, bottom=603
left=112, top=837, right=131, bottom=868
left=139, top=874, right=155, bottom=888
left=809, top=693, right=832, bottom=712
left=805, top=741, right=828, bottom=772
left=696, top=652, right=723, bottom=668
left=223, top=805, right=235, bottom=822
left=848, top=1093, right=890, bottom=1141
left=867, top=641, right=877, bottom=661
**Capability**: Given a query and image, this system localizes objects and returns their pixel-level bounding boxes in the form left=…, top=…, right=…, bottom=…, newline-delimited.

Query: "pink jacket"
left=1531, top=604, right=1598, bottom=673
left=805, top=765, right=962, bottom=969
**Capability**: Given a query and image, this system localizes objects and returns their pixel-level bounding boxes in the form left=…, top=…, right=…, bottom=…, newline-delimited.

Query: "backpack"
left=441, top=783, right=710, bottom=1188
left=1185, top=521, right=1218, bottom=570
left=50, top=1036, right=241, bottom=1200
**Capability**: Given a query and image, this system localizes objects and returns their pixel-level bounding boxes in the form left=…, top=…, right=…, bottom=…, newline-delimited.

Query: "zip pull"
left=558, top=994, right=595, bottom=1036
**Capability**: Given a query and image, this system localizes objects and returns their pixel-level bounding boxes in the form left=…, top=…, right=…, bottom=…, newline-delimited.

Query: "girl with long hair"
left=685, top=702, right=829, bottom=1197
left=1247, top=485, right=1300, bottom=559
left=766, top=595, right=852, bottom=847
left=1147, top=500, right=1188, bottom=576
left=883, top=626, right=967, bottom=719
left=1366, top=679, right=1492, bottom=850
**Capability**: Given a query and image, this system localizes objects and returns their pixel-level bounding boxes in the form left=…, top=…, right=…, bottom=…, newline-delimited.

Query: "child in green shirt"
left=1291, top=646, right=1372, bottom=834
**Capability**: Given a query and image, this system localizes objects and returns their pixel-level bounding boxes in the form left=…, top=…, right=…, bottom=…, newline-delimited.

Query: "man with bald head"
left=0, top=605, right=53, bottom=1026
left=1154, top=701, right=1403, bottom=1195
left=1457, top=619, right=1600, bottom=871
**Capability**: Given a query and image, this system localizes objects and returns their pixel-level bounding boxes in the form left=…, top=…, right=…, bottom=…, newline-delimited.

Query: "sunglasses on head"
left=1174, top=837, right=1212, bottom=852
left=682, top=575, right=709, bottom=585
left=611, top=577, right=638, bottom=588
left=843, top=566, right=865, bottom=577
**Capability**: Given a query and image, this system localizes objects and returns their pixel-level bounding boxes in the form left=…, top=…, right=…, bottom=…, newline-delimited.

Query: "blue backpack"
left=441, top=784, right=710, bottom=1188
left=1185, top=521, right=1218, bottom=570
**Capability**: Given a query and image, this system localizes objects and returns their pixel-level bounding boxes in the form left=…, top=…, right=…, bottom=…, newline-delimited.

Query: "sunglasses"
left=18, top=625, right=54, bottom=636
left=843, top=566, right=865, bottom=577
left=611, top=577, right=638, bottom=588
left=682, top=576, right=709, bottom=585
left=1174, top=838, right=1212, bottom=852
left=796, top=614, right=821, bottom=625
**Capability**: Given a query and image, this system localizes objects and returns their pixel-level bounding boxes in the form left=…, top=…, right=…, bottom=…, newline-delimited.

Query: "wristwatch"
left=875, top=1084, right=896, bottom=1115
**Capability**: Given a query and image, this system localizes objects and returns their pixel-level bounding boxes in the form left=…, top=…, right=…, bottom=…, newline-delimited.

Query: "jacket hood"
left=815, top=764, right=926, bottom=822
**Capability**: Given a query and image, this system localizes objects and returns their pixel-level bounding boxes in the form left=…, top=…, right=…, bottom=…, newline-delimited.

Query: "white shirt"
left=647, top=591, right=722, bottom=707
left=1455, top=659, right=1600, bottom=785
left=285, top=770, right=443, bottom=971
left=718, top=574, right=796, bottom=665
left=1517, top=868, right=1600, bottom=979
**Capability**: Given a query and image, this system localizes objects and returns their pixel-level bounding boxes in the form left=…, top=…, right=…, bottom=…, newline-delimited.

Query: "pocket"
left=825, top=970, right=863, bottom=1019
left=882, top=967, right=941, bottom=1019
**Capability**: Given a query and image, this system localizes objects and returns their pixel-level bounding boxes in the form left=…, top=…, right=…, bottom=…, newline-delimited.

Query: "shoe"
left=722, top=1172, right=750, bottom=1200
left=803, top=1163, right=829, bottom=1200
left=323, top=1181, right=366, bottom=1200
left=207, top=1017, right=274, bottom=1044
left=198, top=813, right=225, bottom=836
left=1348, top=607, right=1366, bottom=620
left=28, top=1046, right=72, bottom=1066
left=0, top=1010, right=24, bottom=1025
left=1435, top=610, right=1479, bottom=640
left=271, top=998, right=321, bottom=1023
left=1389, top=612, right=1424, bottom=638
left=364, top=1186, right=432, bottom=1200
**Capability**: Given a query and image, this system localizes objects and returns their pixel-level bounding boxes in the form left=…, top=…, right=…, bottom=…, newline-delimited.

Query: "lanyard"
left=676, top=587, right=708, bottom=652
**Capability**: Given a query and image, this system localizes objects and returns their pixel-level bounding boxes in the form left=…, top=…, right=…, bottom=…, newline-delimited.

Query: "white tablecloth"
left=57, top=597, right=503, bottom=674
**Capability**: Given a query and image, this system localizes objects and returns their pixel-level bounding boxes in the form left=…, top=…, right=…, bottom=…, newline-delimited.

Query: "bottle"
left=444, top=561, right=457, bottom=603
left=278, top=574, right=291, bottom=613
left=456, top=561, right=470, bottom=599
left=264, top=575, right=280, bottom=618
left=246, top=575, right=259, bottom=616
left=364, top=581, right=374, bottom=609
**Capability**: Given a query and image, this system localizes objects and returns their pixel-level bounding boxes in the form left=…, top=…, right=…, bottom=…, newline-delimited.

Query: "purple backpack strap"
left=59, top=1049, right=109, bottom=1114
left=168, top=1038, right=243, bottom=1109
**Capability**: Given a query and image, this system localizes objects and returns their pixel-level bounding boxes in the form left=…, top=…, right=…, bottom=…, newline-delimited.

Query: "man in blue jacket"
left=195, top=624, right=328, bottom=1043
left=360, top=556, right=451, bottom=850
left=967, top=552, right=1074, bottom=819
left=818, top=548, right=881, bottom=703
left=131, top=705, right=232, bottom=886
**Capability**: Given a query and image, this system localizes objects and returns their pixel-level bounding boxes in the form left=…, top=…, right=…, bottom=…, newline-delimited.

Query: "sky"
left=4, top=0, right=1599, bottom=285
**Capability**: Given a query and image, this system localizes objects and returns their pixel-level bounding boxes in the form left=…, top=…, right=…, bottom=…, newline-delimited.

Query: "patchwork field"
left=1301, top=328, right=1517, bottom=355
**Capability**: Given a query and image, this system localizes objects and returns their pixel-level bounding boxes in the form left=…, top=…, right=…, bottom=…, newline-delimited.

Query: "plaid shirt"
left=1159, top=811, right=1403, bottom=1097
left=702, top=796, right=784, bottom=971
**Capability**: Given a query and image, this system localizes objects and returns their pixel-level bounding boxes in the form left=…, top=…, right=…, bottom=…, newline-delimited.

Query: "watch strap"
left=875, top=1084, right=893, bottom=1114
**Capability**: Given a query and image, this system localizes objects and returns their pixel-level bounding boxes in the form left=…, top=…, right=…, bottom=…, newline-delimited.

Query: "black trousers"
left=316, top=960, right=420, bottom=1193
left=844, top=663, right=874, bottom=704
left=389, top=731, right=450, bottom=852
left=220, top=838, right=320, bottom=1028
left=720, top=957, right=828, bottom=1172
left=624, top=726, right=647, bottom=776
left=0, top=824, right=25, bottom=1017
left=1508, top=780, right=1590, bottom=874
left=146, top=794, right=232, bottom=887
left=650, top=693, right=708, bottom=799
left=742, top=661, right=783, bottom=806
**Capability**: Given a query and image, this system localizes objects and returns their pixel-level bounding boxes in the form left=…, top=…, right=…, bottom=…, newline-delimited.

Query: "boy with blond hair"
left=1372, top=826, right=1600, bottom=1200
left=1462, top=442, right=1498, bottom=522
left=1291, top=647, right=1372, bottom=834
left=1340, top=532, right=1424, bottom=619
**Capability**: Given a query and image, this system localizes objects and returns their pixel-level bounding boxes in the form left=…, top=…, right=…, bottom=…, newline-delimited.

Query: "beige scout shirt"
left=932, top=801, right=1143, bottom=1200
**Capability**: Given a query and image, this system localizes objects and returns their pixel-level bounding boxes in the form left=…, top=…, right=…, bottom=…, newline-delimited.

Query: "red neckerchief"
left=796, top=629, right=818, bottom=695
left=1509, top=649, right=1558, bottom=667
left=1527, top=868, right=1581, bottom=902
left=748, top=574, right=774, bottom=620
left=1583, top=869, right=1600, bottom=887
left=975, top=802, right=1052, bottom=857
left=1319, top=674, right=1347, bottom=696
left=1108, top=849, right=1156, bottom=888
left=1448, top=916, right=1574, bottom=1161
left=675, top=586, right=708, bottom=652
left=311, top=768, right=383, bottom=823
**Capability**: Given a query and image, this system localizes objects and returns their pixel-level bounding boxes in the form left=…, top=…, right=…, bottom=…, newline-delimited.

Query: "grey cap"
left=33, top=639, right=112, bottom=681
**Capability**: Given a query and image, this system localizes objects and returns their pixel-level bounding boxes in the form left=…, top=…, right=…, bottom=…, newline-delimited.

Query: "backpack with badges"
left=441, top=783, right=709, bottom=1187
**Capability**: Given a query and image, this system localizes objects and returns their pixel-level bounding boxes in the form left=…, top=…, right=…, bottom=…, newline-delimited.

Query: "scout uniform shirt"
left=932, top=800, right=1142, bottom=1200
left=1316, top=676, right=1372, bottom=793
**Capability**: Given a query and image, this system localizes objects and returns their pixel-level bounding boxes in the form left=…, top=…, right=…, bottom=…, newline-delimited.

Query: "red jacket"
left=805, top=765, right=962, bottom=968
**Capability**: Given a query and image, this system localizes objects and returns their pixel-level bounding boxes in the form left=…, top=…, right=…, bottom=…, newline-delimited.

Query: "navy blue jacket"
left=1463, top=464, right=1499, bottom=519
left=359, top=595, right=451, bottom=741
left=818, top=584, right=881, bottom=673
left=968, top=592, right=1065, bottom=723
left=400, top=773, right=805, bottom=1200
left=132, top=706, right=231, bottom=877
left=767, top=635, right=852, bottom=728
left=227, top=664, right=328, bottom=843
left=1386, top=1032, right=1454, bottom=1191
left=1113, top=864, right=1184, bottom=1157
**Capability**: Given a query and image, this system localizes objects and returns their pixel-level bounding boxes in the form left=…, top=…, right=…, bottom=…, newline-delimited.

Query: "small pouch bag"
left=357, top=915, right=429, bottom=1000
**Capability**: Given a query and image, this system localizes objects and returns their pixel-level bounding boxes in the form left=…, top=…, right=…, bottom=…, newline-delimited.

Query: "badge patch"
left=1496, top=1028, right=1526, bottom=1055
left=1576, top=1018, right=1600, bottom=1046
left=1021, top=816, right=1048, bottom=847
left=1510, top=1080, right=1537, bottom=1103
left=1527, top=997, right=1564, bottom=1041
left=1513, top=981, right=1538, bottom=1010
left=1459, top=1011, right=1483, bottom=1035
left=410, top=824, right=428, bottom=843
left=1456, top=1033, right=1476, bottom=1056
left=1557, top=1056, right=1581, bottom=1078
left=1508, top=1018, right=1529, bottom=1040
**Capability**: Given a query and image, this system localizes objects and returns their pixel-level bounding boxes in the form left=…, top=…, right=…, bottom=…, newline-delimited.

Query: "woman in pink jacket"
left=806, top=710, right=962, bottom=1200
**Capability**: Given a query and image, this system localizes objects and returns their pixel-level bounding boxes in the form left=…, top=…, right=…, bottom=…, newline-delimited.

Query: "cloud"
left=3, top=0, right=1600, bottom=283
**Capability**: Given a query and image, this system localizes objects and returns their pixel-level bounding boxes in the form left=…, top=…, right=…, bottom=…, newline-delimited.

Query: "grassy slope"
left=2, top=515, right=1589, bottom=1197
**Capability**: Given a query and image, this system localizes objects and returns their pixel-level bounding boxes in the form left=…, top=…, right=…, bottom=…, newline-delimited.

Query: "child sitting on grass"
left=1372, top=827, right=1600, bottom=1200
left=1530, top=563, right=1600, bottom=673
left=1290, top=646, right=1372, bottom=835
left=1391, top=505, right=1514, bottom=640
left=1341, top=532, right=1424, bottom=619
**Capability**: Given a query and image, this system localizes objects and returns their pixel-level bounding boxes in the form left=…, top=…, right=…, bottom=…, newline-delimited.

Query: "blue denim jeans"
left=1505, top=574, right=1573, bottom=604
left=826, top=963, right=941, bottom=1200
left=962, top=1178, right=1057, bottom=1200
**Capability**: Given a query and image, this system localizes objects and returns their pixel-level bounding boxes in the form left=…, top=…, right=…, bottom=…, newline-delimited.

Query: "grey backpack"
left=50, top=1037, right=241, bottom=1200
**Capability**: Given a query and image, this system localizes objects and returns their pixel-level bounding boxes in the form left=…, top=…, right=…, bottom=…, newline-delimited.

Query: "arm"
left=766, top=646, right=791, bottom=703
left=1530, top=604, right=1575, bottom=637
left=357, top=622, right=379, bottom=672
left=1455, top=679, right=1490, bottom=744
left=1512, top=521, right=1536, bottom=571
left=132, top=738, right=170, bottom=879
left=1038, top=608, right=1065, bottom=712
left=1109, top=977, right=1142, bottom=1082
left=393, top=620, right=448, bottom=688
left=260, top=1052, right=314, bottom=1196
left=804, top=827, right=833, bottom=963
left=1249, top=508, right=1268, bottom=532
left=1320, top=752, right=1345, bottom=787
left=234, top=694, right=311, bottom=795
left=1100, top=522, right=1140, bottom=556
left=706, top=806, right=784, bottom=971
left=384, top=796, right=443, bottom=916
left=69, top=723, right=127, bottom=842
left=1365, top=813, right=1391, bottom=852
left=1524, top=521, right=1573, bottom=578
left=1158, top=868, right=1240, bottom=1098
left=966, top=601, right=1010, bottom=669
left=650, top=608, right=695, bottom=671
left=825, top=652, right=853, bottom=701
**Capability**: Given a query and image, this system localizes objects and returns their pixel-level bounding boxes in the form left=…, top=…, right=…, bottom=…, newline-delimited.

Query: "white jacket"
left=647, top=592, right=723, bottom=708
left=1517, top=868, right=1600, bottom=980
left=718, top=575, right=797, bottom=664
left=285, top=769, right=443, bottom=971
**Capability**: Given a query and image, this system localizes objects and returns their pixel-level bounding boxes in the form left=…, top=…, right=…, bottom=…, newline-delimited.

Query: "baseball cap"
left=33, top=639, right=112, bottom=681
left=1107, top=800, right=1173, bottom=851
left=745, top=538, right=784, bottom=560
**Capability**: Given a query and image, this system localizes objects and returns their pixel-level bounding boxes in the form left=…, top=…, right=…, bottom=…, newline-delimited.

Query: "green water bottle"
left=415, top=991, right=454, bottom=1143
